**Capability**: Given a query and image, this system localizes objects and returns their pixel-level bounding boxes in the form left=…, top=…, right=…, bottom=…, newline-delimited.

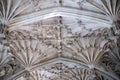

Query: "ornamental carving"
left=0, top=0, right=120, bottom=80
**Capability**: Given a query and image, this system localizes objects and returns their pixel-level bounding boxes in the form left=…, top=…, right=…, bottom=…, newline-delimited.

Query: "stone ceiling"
left=0, top=0, right=120, bottom=80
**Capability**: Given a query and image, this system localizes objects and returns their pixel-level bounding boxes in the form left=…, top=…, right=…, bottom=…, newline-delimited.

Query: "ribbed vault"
left=0, top=0, right=120, bottom=80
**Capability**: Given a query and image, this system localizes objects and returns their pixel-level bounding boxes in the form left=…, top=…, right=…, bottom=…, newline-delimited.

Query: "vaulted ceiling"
left=0, top=0, right=120, bottom=80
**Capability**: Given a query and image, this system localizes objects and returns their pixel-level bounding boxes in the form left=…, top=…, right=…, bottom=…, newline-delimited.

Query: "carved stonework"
left=62, top=37, right=108, bottom=68
left=9, top=39, right=58, bottom=68
left=0, top=40, right=17, bottom=79
left=15, top=61, right=114, bottom=80
left=101, top=37, right=120, bottom=77
left=0, top=0, right=120, bottom=80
